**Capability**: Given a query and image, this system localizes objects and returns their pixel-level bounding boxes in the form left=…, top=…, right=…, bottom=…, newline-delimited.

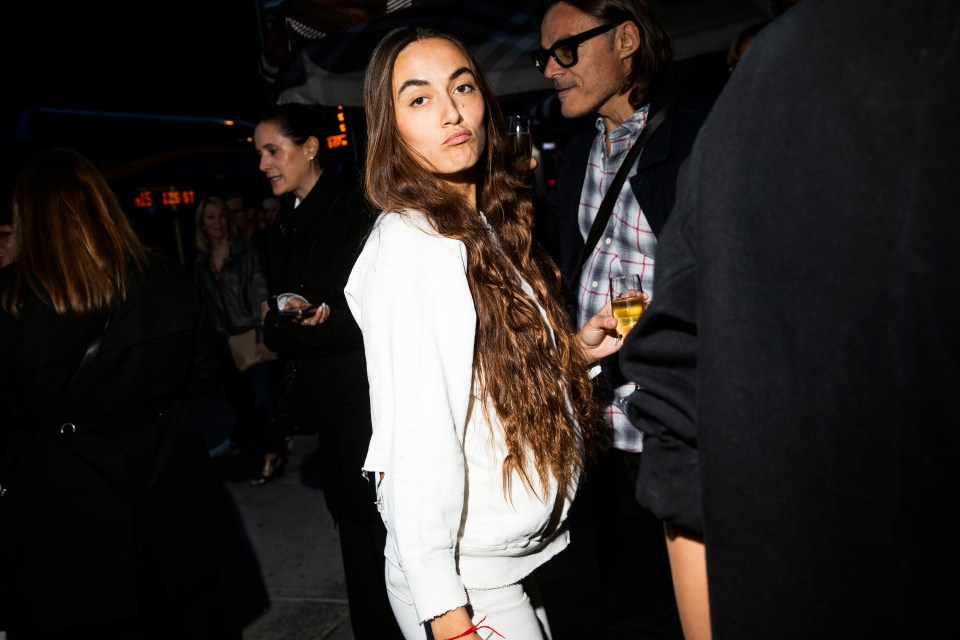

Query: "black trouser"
left=315, top=375, right=404, bottom=640
left=580, top=448, right=683, bottom=639
left=337, top=513, right=404, bottom=640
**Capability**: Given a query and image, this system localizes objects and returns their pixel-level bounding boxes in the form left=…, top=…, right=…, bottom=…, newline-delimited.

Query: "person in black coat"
left=0, top=147, right=238, bottom=638
left=622, top=0, right=960, bottom=637
left=253, top=103, right=403, bottom=640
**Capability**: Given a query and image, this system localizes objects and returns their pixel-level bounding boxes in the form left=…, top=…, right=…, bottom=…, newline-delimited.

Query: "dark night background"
left=0, top=1, right=271, bottom=126
left=0, top=1, right=282, bottom=265
left=0, top=0, right=745, bottom=264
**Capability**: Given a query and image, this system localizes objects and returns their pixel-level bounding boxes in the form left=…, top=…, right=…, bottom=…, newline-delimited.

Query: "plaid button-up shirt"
left=575, top=107, right=655, bottom=452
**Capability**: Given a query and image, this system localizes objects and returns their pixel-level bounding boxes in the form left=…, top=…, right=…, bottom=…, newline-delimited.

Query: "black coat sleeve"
left=621, top=148, right=703, bottom=535
left=263, top=186, right=373, bottom=358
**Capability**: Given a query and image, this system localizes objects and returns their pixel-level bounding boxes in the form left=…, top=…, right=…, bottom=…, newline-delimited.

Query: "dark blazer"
left=0, top=253, right=237, bottom=631
left=537, top=87, right=712, bottom=392
left=539, top=89, right=713, bottom=297
left=263, top=170, right=377, bottom=522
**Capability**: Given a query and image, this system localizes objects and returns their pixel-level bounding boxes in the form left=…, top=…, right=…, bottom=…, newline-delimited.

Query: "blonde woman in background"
left=193, top=196, right=283, bottom=485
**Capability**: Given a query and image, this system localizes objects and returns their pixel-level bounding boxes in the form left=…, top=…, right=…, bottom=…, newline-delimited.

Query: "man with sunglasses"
left=532, top=1, right=712, bottom=638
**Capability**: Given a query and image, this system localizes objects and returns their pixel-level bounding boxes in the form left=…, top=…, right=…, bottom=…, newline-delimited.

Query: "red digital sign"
left=133, top=188, right=196, bottom=210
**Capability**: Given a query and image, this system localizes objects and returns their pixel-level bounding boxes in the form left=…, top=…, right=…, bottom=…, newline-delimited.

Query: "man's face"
left=226, top=196, right=254, bottom=232
left=539, top=3, right=630, bottom=120
left=0, top=223, right=15, bottom=268
left=260, top=198, right=282, bottom=227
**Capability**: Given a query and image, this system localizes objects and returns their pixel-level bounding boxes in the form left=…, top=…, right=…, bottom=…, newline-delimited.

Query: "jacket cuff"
left=403, top=556, right=468, bottom=624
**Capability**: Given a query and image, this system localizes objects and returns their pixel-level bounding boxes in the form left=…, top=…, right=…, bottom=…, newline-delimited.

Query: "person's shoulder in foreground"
left=625, top=0, right=960, bottom=637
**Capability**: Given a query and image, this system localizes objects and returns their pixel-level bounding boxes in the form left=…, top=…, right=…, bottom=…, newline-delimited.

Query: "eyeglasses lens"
left=530, top=45, right=575, bottom=71
left=554, top=45, right=575, bottom=67
left=530, top=23, right=616, bottom=72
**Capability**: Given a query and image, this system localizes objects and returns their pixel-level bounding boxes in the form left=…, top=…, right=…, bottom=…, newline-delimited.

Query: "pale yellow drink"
left=509, top=132, right=532, bottom=173
left=611, top=294, right=646, bottom=339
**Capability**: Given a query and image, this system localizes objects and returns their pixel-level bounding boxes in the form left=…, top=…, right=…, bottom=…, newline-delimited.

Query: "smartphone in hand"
left=278, top=305, right=318, bottom=317
left=276, top=292, right=317, bottom=318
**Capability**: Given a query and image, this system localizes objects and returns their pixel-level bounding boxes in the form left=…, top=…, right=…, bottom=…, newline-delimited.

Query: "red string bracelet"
left=442, top=615, right=505, bottom=640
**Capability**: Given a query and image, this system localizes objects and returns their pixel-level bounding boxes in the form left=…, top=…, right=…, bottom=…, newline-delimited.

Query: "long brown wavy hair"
left=1, top=147, right=148, bottom=318
left=363, top=26, right=603, bottom=500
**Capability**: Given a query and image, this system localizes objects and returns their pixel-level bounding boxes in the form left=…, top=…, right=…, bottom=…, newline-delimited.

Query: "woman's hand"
left=255, top=342, right=278, bottom=362
left=289, top=301, right=330, bottom=326
left=576, top=299, right=622, bottom=364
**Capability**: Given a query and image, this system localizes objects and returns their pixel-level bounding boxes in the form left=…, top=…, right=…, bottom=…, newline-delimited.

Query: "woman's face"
left=0, top=223, right=15, bottom=268
left=254, top=121, right=318, bottom=201
left=202, top=203, right=229, bottom=244
left=392, top=38, right=486, bottom=197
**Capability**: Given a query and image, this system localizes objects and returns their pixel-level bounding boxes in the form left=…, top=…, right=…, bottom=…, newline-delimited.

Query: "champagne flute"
left=506, top=115, right=533, bottom=175
left=609, top=274, right=646, bottom=341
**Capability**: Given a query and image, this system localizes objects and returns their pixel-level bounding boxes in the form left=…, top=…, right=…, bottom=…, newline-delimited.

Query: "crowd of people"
left=1, top=0, right=957, bottom=638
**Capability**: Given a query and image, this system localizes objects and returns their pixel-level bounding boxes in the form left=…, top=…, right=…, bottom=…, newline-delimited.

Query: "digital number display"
left=133, top=188, right=196, bottom=211
left=327, top=134, right=348, bottom=149
left=326, top=105, right=350, bottom=149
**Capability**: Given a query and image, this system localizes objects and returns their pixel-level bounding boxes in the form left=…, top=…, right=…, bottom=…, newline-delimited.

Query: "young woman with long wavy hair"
left=345, top=26, right=622, bottom=640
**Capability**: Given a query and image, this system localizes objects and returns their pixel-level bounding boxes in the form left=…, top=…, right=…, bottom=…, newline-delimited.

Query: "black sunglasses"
left=529, top=23, right=618, bottom=72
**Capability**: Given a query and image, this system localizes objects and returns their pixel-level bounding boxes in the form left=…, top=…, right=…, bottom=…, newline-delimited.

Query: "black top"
left=264, top=171, right=374, bottom=358
left=263, top=171, right=380, bottom=522
left=0, top=253, right=237, bottom=630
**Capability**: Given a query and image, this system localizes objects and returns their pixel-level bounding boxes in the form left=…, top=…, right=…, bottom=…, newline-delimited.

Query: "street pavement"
left=215, top=435, right=355, bottom=640
left=215, top=435, right=604, bottom=640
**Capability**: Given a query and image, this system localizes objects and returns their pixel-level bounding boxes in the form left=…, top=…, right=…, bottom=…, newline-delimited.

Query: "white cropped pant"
left=385, top=561, right=553, bottom=640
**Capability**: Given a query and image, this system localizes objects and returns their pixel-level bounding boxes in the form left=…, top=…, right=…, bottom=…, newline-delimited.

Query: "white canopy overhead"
left=262, top=0, right=773, bottom=107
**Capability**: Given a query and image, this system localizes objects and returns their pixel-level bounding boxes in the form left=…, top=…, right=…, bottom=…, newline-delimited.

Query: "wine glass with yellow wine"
left=609, top=274, right=646, bottom=341
left=506, top=115, right=533, bottom=175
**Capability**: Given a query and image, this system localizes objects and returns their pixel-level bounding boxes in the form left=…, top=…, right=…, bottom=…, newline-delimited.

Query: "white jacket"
left=345, top=210, right=575, bottom=624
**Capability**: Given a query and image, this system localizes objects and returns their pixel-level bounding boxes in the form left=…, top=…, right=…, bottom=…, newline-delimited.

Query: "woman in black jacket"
left=254, top=103, right=403, bottom=640
left=0, top=147, right=238, bottom=637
